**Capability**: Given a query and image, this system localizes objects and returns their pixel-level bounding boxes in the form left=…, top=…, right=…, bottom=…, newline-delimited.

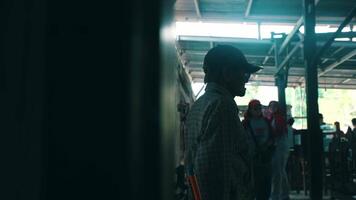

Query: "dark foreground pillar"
left=303, top=0, right=323, bottom=199
left=0, top=1, right=177, bottom=200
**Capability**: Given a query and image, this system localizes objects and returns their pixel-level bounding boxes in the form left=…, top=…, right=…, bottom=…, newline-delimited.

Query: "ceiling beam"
left=262, top=45, right=275, bottom=66
left=341, top=78, right=352, bottom=84
left=187, top=62, right=356, bottom=73
left=181, top=49, right=356, bottom=61
left=278, top=18, right=303, bottom=55
left=314, top=6, right=356, bottom=65
left=276, top=41, right=302, bottom=75
left=178, top=35, right=272, bottom=44
left=183, top=52, right=356, bottom=63
left=318, top=49, right=356, bottom=77
left=178, top=36, right=356, bottom=47
left=190, top=77, right=356, bottom=89
left=317, top=32, right=356, bottom=40
left=278, top=0, right=320, bottom=55
left=321, top=46, right=344, bottom=64
left=193, top=0, right=202, bottom=18
left=175, top=11, right=356, bottom=25
left=190, top=71, right=356, bottom=80
left=245, top=0, right=254, bottom=17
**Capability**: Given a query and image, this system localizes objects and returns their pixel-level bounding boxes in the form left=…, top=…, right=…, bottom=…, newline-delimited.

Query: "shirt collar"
left=205, top=83, right=234, bottom=99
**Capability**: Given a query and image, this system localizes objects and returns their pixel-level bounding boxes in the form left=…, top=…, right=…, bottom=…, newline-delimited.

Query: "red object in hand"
left=187, top=175, right=202, bottom=200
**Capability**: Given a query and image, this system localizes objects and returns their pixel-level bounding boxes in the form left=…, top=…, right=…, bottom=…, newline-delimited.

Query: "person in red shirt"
left=267, top=101, right=290, bottom=200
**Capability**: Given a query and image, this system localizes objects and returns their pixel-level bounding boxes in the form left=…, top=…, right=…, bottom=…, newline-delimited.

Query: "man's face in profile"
left=224, top=65, right=250, bottom=97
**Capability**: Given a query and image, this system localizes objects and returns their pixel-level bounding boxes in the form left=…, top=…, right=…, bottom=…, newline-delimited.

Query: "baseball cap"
left=203, top=45, right=262, bottom=74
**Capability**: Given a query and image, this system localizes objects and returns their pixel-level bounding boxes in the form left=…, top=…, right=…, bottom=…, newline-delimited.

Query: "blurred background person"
left=267, top=101, right=290, bottom=200
left=242, top=99, right=275, bottom=200
left=346, top=118, right=356, bottom=169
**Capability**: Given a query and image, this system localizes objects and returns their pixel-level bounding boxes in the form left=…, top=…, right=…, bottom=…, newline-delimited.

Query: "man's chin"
left=236, top=88, right=246, bottom=97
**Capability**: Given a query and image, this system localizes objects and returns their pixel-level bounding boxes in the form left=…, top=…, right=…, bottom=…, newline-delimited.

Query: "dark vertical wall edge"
left=160, top=0, right=178, bottom=199
left=1, top=0, right=178, bottom=199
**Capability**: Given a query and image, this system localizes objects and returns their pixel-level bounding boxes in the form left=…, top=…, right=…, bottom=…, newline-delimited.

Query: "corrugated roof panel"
left=200, top=0, right=245, bottom=13
left=251, top=0, right=301, bottom=16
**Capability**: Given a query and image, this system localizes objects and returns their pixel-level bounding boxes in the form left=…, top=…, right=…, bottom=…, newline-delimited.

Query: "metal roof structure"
left=174, top=0, right=356, bottom=89
left=175, top=0, right=355, bottom=24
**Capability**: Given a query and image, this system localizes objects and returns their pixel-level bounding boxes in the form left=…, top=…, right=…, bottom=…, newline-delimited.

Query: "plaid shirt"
left=185, top=83, right=254, bottom=200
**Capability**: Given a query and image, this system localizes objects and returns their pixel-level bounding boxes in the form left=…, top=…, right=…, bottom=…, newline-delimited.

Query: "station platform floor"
left=289, top=191, right=356, bottom=200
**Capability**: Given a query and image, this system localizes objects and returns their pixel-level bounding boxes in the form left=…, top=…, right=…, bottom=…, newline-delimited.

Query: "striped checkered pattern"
left=185, top=83, right=254, bottom=200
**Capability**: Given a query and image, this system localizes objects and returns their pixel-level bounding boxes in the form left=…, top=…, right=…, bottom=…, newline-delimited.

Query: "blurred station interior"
left=1, top=0, right=356, bottom=200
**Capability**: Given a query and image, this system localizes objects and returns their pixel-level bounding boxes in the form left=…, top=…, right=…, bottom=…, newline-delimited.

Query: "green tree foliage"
left=318, top=88, right=356, bottom=132
left=286, top=87, right=356, bottom=131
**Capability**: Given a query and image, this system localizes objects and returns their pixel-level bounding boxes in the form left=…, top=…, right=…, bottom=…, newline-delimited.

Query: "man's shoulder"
left=189, top=94, right=220, bottom=115
left=191, top=93, right=235, bottom=113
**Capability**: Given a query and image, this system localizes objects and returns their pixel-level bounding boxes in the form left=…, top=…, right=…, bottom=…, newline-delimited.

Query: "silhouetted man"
left=185, top=45, right=262, bottom=200
left=319, top=113, right=326, bottom=126
left=348, top=118, right=356, bottom=168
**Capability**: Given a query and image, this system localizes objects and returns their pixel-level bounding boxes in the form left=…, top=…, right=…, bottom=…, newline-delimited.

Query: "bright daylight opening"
left=175, top=21, right=354, bottom=39
left=177, top=21, right=356, bottom=130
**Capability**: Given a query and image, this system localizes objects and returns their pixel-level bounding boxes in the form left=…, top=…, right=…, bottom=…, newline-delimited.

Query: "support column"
left=273, top=36, right=287, bottom=117
left=303, top=0, right=323, bottom=199
left=276, top=73, right=287, bottom=117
